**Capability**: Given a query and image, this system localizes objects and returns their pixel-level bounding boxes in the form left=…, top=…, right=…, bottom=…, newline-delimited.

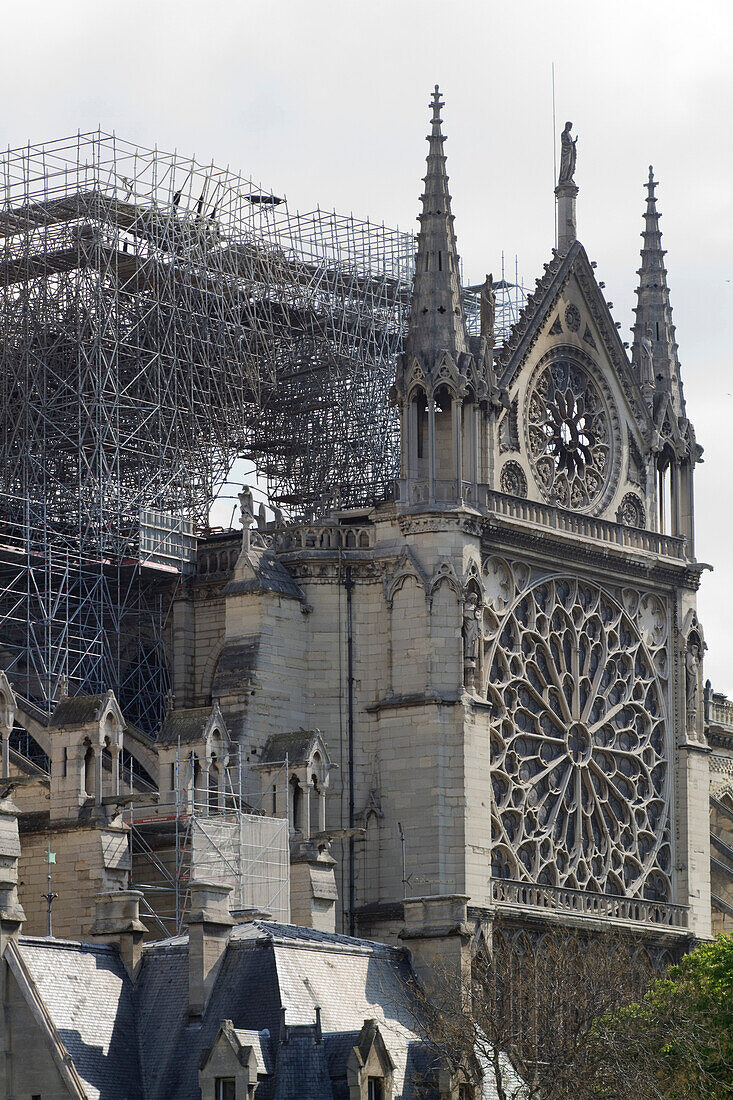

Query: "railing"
left=491, top=878, right=689, bottom=929
left=484, top=491, right=686, bottom=560
left=709, top=698, right=733, bottom=732
left=394, top=479, right=686, bottom=561
left=395, top=478, right=483, bottom=506
left=274, top=523, right=375, bottom=551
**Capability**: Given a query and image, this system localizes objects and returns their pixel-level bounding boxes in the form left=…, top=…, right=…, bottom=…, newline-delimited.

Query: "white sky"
left=2, top=0, right=731, bottom=687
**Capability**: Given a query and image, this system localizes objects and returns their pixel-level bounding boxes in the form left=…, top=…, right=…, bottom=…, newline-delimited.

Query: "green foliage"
left=592, top=935, right=733, bottom=1099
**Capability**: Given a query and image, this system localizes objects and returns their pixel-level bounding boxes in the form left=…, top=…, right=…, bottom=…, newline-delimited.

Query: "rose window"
left=486, top=576, right=671, bottom=900
left=527, top=359, right=613, bottom=510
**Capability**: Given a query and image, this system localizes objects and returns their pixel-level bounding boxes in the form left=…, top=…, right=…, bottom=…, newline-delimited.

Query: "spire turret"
left=404, top=85, right=469, bottom=364
left=393, top=87, right=494, bottom=508
left=631, top=166, right=685, bottom=416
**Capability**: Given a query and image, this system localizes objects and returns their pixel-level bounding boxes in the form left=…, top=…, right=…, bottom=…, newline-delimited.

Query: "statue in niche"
left=480, top=272, right=496, bottom=348
left=640, top=324, right=654, bottom=389
left=462, top=590, right=482, bottom=690
left=685, top=638, right=701, bottom=738
left=558, top=122, right=578, bottom=185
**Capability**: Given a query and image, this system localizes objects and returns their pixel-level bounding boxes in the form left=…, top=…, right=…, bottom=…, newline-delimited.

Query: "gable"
left=495, top=246, right=654, bottom=524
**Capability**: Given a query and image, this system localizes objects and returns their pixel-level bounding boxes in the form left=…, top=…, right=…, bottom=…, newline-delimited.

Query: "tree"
left=405, top=921, right=659, bottom=1100
left=589, top=934, right=733, bottom=1100
left=405, top=925, right=733, bottom=1100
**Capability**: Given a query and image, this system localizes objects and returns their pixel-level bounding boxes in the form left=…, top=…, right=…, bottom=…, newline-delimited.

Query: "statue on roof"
left=558, top=122, right=578, bottom=185
left=480, top=273, right=496, bottom=347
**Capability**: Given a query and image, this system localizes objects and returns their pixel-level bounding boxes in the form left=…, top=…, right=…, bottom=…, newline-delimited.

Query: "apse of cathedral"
left=167, top=86, right=716, bottom=946
left=2, top=87, right=729, bottom=950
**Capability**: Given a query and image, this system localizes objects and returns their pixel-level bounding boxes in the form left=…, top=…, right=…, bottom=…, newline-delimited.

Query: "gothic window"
left=485, top=573, right=671, bottom=900
left=525, top=355, right=618, bottom=511
left=216, top=1080, right=236, bottom=1100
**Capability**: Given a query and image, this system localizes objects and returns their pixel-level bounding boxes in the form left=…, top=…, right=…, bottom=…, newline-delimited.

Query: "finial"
left=430, top=85, right=444, bottom=124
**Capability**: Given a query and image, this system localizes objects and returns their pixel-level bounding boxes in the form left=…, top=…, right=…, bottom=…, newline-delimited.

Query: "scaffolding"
left=0, top=132, right=413, bottom=726
left=0, top=130, right=528, bottom=731
left=126, top=749, right=291, bottom=937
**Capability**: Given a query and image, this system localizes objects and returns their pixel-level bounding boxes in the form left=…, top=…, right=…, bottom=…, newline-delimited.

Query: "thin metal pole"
left=41, top=843, right=58, bottom=937
left=552, top=61, right=558, bottom=244
left=345, top=566, right=356, bottom=937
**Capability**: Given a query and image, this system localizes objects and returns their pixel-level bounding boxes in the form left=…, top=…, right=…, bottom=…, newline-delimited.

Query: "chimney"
left=187, top=880, right=234, bottom=1018
left=90, top=889, right=147, bottom=977
left=0, top=792, right=25, bottom=953
left=399, top=894, right=471, bottom=1005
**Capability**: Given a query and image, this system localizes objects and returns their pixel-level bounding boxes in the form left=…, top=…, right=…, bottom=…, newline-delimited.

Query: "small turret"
left=630, top=167, right=701, bottom=552
left=403, top=86, right=468, bottom=366
left=631, top=166, right=685, bottom=417
left=393, top=87, right=494, bottom=507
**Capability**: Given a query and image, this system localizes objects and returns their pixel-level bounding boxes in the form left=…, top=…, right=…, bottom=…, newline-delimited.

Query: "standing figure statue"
left=558, top=121, right=578, bottom=185
left=462, top=591, right=482, bottom=690
left=239, top=485, right=255, bottom=551
left=480, top=272, right=496, bottom=349
left=685, top=641, right=700, bottom=738
left=640, top=324, right=654, bottom=383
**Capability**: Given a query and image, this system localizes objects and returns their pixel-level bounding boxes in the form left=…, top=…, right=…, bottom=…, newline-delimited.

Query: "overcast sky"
left=2, top=0, right=731, bottom=686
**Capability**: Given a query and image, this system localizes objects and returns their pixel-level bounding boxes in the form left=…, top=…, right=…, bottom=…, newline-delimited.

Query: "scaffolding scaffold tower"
left=0, top=130, right=527, bottom=734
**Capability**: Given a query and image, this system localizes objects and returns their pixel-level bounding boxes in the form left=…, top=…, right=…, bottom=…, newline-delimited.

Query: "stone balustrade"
left=274, top=523, right=374, bottom=551
left=485, top=490, right=685, bottom=559
left=394, top=479, right=686, bottom=561
left=491, top=877, right=689, bottom=929
left=709, top=697, right=733, bottom=732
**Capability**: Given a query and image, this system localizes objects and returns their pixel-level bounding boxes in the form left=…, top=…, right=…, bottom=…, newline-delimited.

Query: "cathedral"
left=1, top=86, right=731, bottom=956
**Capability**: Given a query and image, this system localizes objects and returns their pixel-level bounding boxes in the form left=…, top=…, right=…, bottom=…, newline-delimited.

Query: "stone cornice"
left=708, top=729, right=733, bottom=752
left=282, top=558, right=383, bottom=584
left=397, top=511, right=483, bottom=537
left=366, top=690, right=463, bottom=714
left=480, top=517, right=700, bottom=592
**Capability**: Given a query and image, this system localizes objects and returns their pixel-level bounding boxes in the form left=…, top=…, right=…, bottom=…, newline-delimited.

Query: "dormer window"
left=368, top=1078, right=384, bottom=1100
left=215, top=1078, right=236, bottom=1100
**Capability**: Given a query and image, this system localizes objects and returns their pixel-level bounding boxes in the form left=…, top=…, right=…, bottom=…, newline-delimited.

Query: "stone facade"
left=0, top=89, right=723, bottom=953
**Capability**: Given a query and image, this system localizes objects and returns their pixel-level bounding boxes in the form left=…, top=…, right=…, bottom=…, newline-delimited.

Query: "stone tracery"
left=526, top=357, right=616, bottom=511
left=484, top=565, right=672, bottom=901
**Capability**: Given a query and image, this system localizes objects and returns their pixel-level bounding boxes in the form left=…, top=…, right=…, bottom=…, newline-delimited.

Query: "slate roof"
left=14, top=920, right=480, bottom=1099
left=258, top=731, right=323, bottom=766
left=157, top=705, right=228, bottom=746
left=273, top=1029, right=333, bottom=1099
left=49, top=694, right=110, bottom=728
left=133, top=920, right=431, bottom=1100
left=16, top=937, right=144, bottom=1100
left=222, top=547, right=303, bottom=601
left=231, top=1027, right=274, bottom=1075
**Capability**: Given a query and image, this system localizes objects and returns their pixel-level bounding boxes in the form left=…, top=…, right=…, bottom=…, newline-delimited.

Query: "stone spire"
left=404, top=85, right=469, bottom=365
left=631, top=166, right=685, bottom=416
